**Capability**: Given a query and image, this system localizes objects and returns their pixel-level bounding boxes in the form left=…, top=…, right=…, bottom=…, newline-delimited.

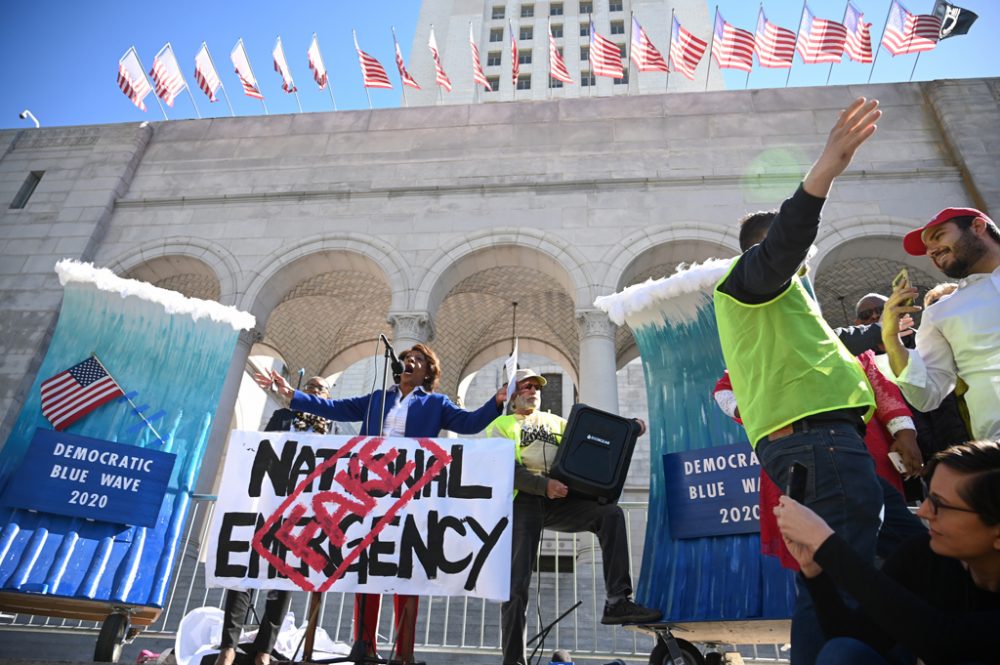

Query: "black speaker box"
left=549, top=403, right=640, bottom=504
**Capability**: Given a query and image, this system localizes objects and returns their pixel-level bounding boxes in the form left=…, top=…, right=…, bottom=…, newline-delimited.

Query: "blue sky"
left=1, top=0, right=996, bottom=129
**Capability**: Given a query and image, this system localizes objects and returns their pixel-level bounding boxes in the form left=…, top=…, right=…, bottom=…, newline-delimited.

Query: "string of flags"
left=117, top=0, right=978, bottom=118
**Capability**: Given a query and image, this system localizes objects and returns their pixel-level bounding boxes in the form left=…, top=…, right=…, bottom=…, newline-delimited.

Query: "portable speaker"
left=549, top=403, right=640, bottom=504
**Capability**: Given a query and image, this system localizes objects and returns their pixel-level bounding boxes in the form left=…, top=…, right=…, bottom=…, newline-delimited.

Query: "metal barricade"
left=0, top=496, right=789, bottom=663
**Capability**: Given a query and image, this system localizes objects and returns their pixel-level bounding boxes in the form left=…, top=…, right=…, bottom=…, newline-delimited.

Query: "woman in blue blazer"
left=256, top=343, right=505, bottom=665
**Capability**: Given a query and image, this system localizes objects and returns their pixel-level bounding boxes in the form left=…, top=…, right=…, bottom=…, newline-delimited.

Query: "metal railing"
left=0, top=496, right=789, bottom=664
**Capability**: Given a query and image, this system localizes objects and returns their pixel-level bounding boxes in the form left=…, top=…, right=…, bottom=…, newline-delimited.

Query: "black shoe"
left=600, top=598, right=662, bottom=625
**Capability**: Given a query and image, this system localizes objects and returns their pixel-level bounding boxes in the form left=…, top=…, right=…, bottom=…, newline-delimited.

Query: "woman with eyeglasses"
left=774, top=439, right=1000, bottom=665
left=255, top=344, right=506, bottom=665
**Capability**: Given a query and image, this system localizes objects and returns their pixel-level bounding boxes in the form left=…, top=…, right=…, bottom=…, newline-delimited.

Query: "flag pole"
left=153, top=92, right=169, bottom=121
left=469, top=22, right=478, bottom=105
left=166, top=43, right=201, bottom=119
left=868, top=0, right=893, bottom=83
left=91, top=353, right=166, bottom=446
left=705, top=6, right=718, bottom=92
left=787, top=1, right=807, bottom=88
left=588, top=14, right=594, bottom=97
left=354, top=30, right=374, bottom=110
left=137, top=48, right=169, bottom=121
left=547, top=18, right=553, bottom=101
left=241, top=40, right=269, bottom=115
left=626, top=12, right=634, bottom=95
left=205, top=44, right=236, bottom=116
left=186, top=87, right=202, bottom=118
left=827, top=0, right=850, bottom=86
left=908, top=51, right=922, bottom=81
left=392, top=26, right=408, bottom=108
left=430, top=24, right=444, bottom=106
left=666, top=9, right=675, bottom=93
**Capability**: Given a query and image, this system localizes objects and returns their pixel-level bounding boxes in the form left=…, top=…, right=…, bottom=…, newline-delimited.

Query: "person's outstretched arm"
left=721, top=98, right=881, bottom=303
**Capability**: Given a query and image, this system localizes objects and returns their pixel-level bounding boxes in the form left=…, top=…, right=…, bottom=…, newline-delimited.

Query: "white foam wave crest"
left=594, top=257, right=736, bottom=330
left=56, top=259, right=255, bottom=331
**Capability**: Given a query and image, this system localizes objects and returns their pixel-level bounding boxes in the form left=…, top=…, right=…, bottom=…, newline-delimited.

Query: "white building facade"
left=1, top=78, right=997, bottom=497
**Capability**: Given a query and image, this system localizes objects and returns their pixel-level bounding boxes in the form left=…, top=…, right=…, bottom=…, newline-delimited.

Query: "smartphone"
left=892, top=267, right=914, bottom=308
left=888, top=451, right=908, bottom=475
left=786, top=462, right=808, bottom=502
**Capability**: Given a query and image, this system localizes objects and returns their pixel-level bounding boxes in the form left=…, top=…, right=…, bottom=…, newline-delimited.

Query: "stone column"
left=198, top=326, right=263, bottom=494
left=576, top=309, right=619, bottom=413
left=387, top=311, right=434, bottom=350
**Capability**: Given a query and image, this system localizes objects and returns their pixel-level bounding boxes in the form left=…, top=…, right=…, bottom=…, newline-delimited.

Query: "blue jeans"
left=756, top=420, right=883, bottom=665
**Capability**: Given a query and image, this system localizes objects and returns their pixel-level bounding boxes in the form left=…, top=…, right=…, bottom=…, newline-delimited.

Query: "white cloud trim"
left=56, top=259, right=255, bottom=331
left=594, top=257, right=736, bottom=330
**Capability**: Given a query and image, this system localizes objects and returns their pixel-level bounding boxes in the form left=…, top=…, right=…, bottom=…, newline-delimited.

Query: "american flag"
left=843, top=2, right=874, bottom=63
left=273, top=37, right=297, bottom=93
left=630, top=16, right=668, bottom=72
left=882, top=0, right=941, bottom=55
left=469, top=23, right=492, bottom=91
left=231, top=39, right=264, bottom=99
left=150, top=44, right=187, bottom=107
left=394, top=38, right=420, bottom=89
left=549, top=22, right=573, bottom=83
left=194, top=44, right=221, bottom=102
left=755, top=8, right=796, bottom=68
left=354, top=33, right=393, bottom=89
left=590, top=19, right=624, bottom=78
left=428, top=27, right=452, bottom=91
left=796, top=4, right=848, bottom=64
left=712, top=10, right=755, bottom=72
left=669, top=15, right=708, bottom=80
left=41, top=357, right=124, bottom=432
left=117, top=47, right=152, bottom=111
left=510, top=19, right=520, bottom=86
left=307, top=34, right=329, bottom=89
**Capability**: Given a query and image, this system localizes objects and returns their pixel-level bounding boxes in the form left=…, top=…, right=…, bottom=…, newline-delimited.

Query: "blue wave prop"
left=0, top=278, right=242, bottom=609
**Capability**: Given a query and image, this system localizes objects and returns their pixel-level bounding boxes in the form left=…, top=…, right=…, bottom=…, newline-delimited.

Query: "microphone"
left=379, top=334, right=404, bottom=378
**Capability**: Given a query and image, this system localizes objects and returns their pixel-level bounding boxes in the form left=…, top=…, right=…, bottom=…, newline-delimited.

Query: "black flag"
left=932, top=0, right=978, bottom=39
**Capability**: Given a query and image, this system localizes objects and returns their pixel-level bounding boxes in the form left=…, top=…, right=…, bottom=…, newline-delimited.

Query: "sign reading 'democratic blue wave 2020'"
left=1, top=429, right=176, bottom=527
left=663, top=442, right=762, bottom=539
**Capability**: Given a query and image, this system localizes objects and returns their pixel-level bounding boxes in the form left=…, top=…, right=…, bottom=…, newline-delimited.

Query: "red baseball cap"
left=903, top=207, right=994, bottom=256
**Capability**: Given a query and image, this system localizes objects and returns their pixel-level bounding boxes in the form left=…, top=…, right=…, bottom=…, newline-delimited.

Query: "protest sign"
left=662, top=443, right=762, bottom=539
left=206, top=432, right=514, bottom=601
left=0, top=428, right=175, bottom=527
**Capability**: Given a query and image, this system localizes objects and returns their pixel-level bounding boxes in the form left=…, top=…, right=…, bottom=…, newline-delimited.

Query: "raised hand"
left=803, top=97, right=881, bottom=198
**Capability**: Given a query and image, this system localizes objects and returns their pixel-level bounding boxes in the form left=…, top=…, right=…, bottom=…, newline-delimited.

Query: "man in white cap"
left=881, top=207, right=1000, bottom=439
left=486, top=368, right=660, bottom=665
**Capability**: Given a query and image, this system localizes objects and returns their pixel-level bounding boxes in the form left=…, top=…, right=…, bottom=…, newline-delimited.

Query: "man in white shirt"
left=882, top=207, right=1000, bottom=439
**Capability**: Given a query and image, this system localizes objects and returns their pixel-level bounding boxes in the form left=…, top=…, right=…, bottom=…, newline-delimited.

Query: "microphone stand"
left=298, top=342, right=396, bottom=665
left=526, top=601, right=582, bottom=665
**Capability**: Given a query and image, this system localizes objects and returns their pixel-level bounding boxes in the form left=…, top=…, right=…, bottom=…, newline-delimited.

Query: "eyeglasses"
left=518, top=382, right=543, bottom=392
left=856, top=307, right=884, bottom=321
left=923, top=492, right=978, bottom=517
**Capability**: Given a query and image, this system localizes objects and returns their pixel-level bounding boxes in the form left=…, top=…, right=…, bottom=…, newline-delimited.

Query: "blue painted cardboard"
left=662, top=443, right=762, bottom=539
left=1, top=428, right=176, bottom=528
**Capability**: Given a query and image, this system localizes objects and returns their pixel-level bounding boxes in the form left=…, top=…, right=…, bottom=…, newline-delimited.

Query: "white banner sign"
left=206, top=432, right=514, bottom=601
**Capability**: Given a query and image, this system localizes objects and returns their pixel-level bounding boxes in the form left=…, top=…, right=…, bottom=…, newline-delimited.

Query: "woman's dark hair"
left=400, top=343, right=441, bottom=392
left=925, top=440, right=1000, bottom=525
left=739, top=210, right=778, bottom=252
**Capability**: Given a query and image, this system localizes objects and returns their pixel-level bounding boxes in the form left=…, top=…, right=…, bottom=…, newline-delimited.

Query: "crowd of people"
left=713, top=97, right=999, bottom=665
left=217, top=96, right=998, bottom=665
